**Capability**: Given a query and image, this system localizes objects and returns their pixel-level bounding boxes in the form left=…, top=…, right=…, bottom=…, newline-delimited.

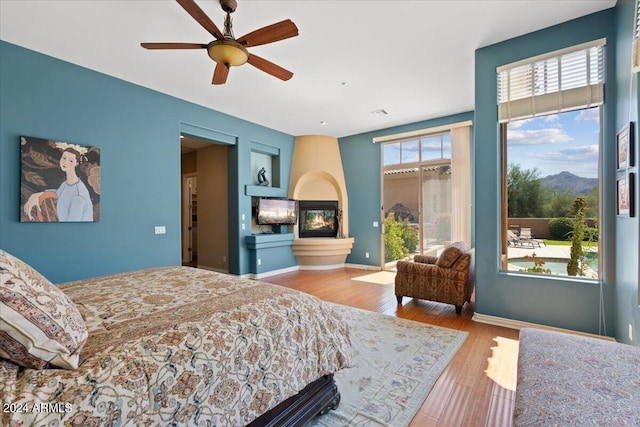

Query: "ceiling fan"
left=141, top=0, right=298, bottom=85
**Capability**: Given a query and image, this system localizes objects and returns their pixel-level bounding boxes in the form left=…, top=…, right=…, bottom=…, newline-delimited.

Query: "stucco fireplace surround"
left=289, top=135, right=354, bottom=268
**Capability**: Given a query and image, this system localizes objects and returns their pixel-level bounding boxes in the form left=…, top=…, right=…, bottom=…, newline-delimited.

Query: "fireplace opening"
left=298, top=200, right=338, bottom=238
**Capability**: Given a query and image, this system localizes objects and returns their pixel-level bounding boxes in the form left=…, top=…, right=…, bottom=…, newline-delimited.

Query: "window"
left=382, top=134, right=453, bottom=266
left=383, top=133, right=450, bottom=166
left=498, top=41, right=604, bottom=280
left=379, top=124, right=471, bottom=269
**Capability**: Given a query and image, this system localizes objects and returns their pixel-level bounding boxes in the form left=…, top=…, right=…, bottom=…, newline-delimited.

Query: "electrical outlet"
left=223, top=255, right=226, bottom=263
left=373, top=221, right=379, bottom=227
left=630, top=324, right=633, bottom=341
left=154, top=226, right=166, bottom=235
left=257, top=259, right=261, bottom=266
left=365, top=252, right=369, bottom=258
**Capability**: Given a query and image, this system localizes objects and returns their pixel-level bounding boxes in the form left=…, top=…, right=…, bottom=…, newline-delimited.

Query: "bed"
left=0, top=249, right=352, bottom=426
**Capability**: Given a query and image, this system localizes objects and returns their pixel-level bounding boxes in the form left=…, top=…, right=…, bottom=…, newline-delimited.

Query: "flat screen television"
left=256, top=198, right=298, bottom=225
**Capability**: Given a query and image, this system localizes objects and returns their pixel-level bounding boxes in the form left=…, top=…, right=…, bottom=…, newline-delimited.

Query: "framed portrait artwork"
left=617, top=173, right=636, bottom=217
left=630, top=172, right=636, bottom=218
left=616, top=122, right=635, bottom=170
left=20, top=136, right=101, bottom=222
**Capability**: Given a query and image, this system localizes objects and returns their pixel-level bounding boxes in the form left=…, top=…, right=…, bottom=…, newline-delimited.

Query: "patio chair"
left=508, top=230, right=534, bottom=248
left=519, top=227, right=545, bottom=247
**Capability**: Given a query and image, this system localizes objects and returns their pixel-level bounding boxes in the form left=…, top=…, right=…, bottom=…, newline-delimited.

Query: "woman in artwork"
left=23, top=144, right=94, bottom=222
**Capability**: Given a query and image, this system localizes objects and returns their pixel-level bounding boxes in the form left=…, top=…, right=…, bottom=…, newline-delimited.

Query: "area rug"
left=309, top=304, right=468, bottom=427
left=351, top=271, right=396, bottom=286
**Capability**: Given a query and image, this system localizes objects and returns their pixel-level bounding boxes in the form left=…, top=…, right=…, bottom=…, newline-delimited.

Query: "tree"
left=544, top=192, right=575, bottom=218
left=507, top=164, right=545, bottom=218
left=583, top=187, right=599, bottom=219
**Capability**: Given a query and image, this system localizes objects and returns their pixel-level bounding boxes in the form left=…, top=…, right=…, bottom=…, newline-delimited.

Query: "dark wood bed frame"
left=247, top=374, right=340, bottom=427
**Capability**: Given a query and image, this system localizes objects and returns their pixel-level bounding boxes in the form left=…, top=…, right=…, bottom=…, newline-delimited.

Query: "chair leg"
left=396, top=295, right=403, bottom=305
left=455, top=305, right=462, bottom=315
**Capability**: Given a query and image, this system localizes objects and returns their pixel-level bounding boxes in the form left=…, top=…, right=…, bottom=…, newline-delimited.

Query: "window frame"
left=499, top=107, right=603, bottom=282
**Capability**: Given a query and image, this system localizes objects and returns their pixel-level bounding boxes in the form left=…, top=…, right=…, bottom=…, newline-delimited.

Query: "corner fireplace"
left=298, top=200, right=338, bottom=238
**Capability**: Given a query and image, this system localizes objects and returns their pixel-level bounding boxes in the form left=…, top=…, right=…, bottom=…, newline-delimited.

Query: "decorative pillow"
left=436, top=242, right=469, bottom=268
left=0, top=249, right=87, bottom=369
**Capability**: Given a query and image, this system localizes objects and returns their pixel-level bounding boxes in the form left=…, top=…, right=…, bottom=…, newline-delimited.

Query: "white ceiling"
left=0, top=0, right=616, bottom=138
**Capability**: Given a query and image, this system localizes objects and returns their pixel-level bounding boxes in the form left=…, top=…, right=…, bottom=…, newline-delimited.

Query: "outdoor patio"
left=507, top=244, right=571, bottom=260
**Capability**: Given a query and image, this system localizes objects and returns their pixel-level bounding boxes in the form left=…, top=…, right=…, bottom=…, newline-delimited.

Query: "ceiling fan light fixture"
left=207, top=39, right=248, bottom=66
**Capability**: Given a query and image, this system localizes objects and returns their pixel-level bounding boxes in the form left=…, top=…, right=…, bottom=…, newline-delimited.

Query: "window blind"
left=633, top=0, right=640, bottom=72
left=497, top=40, right=605, bottom=122
left=636, top=0, right=640, bottom=39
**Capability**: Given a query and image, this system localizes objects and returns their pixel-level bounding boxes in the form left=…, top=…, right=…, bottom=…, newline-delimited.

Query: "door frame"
left=182, top=173, right=197, bottom=264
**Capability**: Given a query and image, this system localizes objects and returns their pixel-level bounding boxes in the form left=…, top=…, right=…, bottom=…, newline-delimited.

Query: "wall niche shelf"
left=249, top=141, right=286, bottom=198
left=245, top=185, right=287, bottom=198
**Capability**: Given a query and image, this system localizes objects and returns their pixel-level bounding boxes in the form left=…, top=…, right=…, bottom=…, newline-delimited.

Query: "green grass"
left=544, top=239, right=599, bottom=250
left=544, top=239, right=572, bottom=246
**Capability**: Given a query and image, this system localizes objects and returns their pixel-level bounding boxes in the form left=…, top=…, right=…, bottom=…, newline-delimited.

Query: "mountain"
left=541, top=171, right=597, bottom=195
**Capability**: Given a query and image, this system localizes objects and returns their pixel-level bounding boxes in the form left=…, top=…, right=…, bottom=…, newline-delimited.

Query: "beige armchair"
left=395, top=241, right=475, bottom=314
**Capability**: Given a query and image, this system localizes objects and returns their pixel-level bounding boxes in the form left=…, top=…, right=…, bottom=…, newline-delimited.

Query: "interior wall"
left=474, top=9, right=616, bottom=336
left=613, top=0, right=639, bottom=345
left=197, top=144, right=228, bottom=271
left=182, top=151, right=197, bottom=175
left=0, top=41, right=295, bottom=282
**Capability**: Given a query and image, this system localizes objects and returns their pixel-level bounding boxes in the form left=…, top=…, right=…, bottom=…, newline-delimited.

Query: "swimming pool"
left=509, top=253, right=598, bottom=275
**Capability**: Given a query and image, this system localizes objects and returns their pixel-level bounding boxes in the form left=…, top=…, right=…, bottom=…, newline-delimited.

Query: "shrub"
left=548, top=217, right=573, bottom=240
left=401, top=224, right=419, bottom=255
left=583, top=227, right=599, bottom=242
left=384, top=214, right=405, bottom=262
left=384, top=213, right=419, bottom=262
left=519, top=252, right=552, bottom=274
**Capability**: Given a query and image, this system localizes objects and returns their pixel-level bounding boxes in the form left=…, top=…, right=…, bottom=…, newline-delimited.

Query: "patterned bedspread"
left=0, top=267, right=352, bottom=426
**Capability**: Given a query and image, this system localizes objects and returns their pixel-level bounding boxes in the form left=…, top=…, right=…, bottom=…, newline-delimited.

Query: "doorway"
left=380, top=124, right=471, bottom=270
left=180, top=136, right=229, bottom=272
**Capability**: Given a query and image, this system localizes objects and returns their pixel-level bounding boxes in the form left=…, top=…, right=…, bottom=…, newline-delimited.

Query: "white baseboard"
left=344, top=263, right=381, bottom=271
left=472, top=312, right=615, bottom=341
left=196, top=265, right=229, bottom=274
left=247, top=265, right=300, bottom=280
left=298, top=263, right=346, bottom=271
left=241, top=263, right=380, bottom=279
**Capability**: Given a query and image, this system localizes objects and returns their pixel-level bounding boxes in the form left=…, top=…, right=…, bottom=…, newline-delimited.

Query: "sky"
left=507, top=107, right=600, bottom=179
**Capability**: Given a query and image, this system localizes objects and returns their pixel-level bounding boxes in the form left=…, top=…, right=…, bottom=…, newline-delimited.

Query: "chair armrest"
left=396, top=260, right=449, bottom=279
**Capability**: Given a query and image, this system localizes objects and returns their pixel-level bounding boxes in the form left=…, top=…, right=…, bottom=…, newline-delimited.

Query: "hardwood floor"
left=262, top=268, right=520, bottom=427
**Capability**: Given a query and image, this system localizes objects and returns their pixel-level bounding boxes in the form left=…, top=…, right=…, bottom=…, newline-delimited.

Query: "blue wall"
left=474, top=10, right=617, bottom=336
left=0, top=41, right=296, bottom=283
left=339, top=112, right=474, bottom=268
left=613, top=0, right=640, bottom=345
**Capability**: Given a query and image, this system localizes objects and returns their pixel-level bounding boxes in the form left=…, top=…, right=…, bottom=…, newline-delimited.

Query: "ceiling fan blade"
left=247, top=54, right=293, bottom=81
left=141, top=42, right=207, bottom=49
left=212, top=63, right=229, bottom=85
left=176, top=0, right=224, bottom=40
left=237, top=19, right=298, bottom=47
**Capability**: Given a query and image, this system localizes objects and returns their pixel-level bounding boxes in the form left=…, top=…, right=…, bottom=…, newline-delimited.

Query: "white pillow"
left=0, top=249, right=87, bottom=369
